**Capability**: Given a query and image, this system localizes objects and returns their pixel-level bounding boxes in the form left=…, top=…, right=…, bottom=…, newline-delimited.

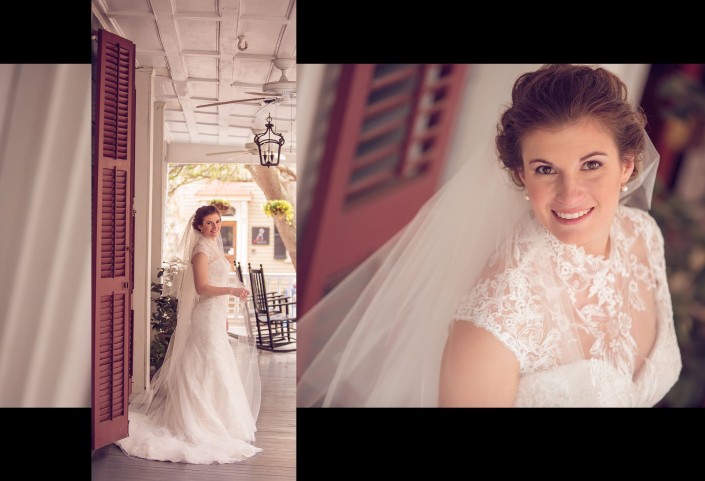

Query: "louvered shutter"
left=299, top=64, right=469, bottom=315
left=92, top=29, right=135, bottom=451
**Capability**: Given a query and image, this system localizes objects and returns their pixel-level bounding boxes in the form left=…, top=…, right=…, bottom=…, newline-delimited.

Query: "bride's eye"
left=535, top=165, right=556, bottom=175
left=582, top=160, right=602, bottom=170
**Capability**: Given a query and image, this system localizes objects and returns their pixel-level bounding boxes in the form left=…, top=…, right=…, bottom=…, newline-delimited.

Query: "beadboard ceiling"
left=91, top=0, right=297, bottom=163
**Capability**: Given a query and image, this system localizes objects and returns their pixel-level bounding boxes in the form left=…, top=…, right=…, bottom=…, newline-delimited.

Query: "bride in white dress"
left=297, top=64, right=682, bottom=407
left=116, top=205, right=262, bottom=463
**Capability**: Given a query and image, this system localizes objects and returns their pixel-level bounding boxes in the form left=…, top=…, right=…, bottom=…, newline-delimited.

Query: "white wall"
left=442, top=64, right=542, bottom=183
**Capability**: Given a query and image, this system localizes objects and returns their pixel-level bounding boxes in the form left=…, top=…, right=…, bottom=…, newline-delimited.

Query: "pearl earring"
left=525, top=194, right=530, bottom=200
left=621, top=185, right=628, bottom=192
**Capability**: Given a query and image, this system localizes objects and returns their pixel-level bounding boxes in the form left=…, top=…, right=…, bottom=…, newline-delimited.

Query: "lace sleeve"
left=192, top=240, right=212, bottom=262
left=645, top=211, right=665, bottom=261
left=453, top=268, right=544, bottom=373
left=635, top=208, right=671, bottom=307
left=624, top=206, right=666, bottom=272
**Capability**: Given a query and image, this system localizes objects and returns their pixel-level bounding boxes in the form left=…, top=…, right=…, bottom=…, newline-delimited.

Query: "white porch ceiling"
left=91, top=0, right=297, bottom=163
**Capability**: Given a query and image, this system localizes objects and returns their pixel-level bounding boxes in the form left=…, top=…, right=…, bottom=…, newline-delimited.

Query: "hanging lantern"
left=253, top=114, right=285, bottom=167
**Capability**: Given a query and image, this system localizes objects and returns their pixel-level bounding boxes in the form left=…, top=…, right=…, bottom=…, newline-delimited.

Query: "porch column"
left=132, top=67, right=155, bottom=395
left=237, top=199, right=249, bottom=269
left=151, top=101, right=166, bottom=293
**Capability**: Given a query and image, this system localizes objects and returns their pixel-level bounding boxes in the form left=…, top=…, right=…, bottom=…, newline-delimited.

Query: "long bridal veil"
left=297, top=136, right=528, bottom=406
left=132, top=214, right=261, bottom=420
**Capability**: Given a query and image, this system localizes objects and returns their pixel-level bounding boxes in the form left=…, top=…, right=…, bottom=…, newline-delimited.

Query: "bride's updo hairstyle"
left=496, top=64, right=647, bottom=188
left=192, top=205, right=221, bottom=232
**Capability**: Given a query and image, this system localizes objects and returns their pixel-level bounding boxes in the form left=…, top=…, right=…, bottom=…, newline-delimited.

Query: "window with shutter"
left=92, top=29, right=135, bottom=451
left=299, top=64, right=469, bottom=316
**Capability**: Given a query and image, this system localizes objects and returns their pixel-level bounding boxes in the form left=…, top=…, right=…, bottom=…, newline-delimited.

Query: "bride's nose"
left=555, top=174, right=585, bottom=205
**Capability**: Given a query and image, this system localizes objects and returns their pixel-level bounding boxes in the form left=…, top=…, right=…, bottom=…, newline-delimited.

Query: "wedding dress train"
left=116, top=234, right=261, bottom=463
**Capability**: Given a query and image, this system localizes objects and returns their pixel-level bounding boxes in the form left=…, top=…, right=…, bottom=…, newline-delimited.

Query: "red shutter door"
left=299, top=64, right=469, bottom=316
left=92, top=29, right=135, bottom=451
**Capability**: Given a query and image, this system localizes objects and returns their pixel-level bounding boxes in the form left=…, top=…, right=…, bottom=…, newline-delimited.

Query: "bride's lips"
left=551, top=207, right=594, bottom=225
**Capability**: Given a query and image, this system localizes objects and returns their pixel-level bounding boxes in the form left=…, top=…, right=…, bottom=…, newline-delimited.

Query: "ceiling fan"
left=205, top=141, right=259, bottom=161
left=196, top=58, right=296, bottom=109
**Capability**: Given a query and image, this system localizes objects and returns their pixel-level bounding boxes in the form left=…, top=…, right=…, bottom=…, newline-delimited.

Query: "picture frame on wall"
left=252, top=227, right=270, bottom=245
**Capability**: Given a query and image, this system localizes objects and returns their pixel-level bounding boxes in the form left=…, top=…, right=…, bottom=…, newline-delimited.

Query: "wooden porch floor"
left=91, top=349, right=295, bottom=481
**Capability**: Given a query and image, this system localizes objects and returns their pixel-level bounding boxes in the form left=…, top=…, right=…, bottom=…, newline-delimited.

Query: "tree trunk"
left=245, top=165, right=297, bottom=270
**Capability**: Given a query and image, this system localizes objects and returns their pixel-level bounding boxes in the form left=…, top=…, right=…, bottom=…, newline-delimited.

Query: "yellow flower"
left=263, top=200, right=294, bottom=225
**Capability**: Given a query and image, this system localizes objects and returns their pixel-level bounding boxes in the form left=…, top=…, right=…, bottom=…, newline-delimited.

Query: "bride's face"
left=199, top=213, right=222, bottom=239
left=519, top=118, right=634, bottom=256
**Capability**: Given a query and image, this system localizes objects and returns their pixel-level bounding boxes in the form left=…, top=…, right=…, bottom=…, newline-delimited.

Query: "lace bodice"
left=193, top=237, right=230, bottom=288
left=454, top=205, right=682, bottom=407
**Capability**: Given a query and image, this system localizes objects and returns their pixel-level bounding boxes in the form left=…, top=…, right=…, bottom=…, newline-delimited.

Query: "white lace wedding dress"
left=116, top=236, right=261, bottom=463
left=454, top=205, right=682, bottom=406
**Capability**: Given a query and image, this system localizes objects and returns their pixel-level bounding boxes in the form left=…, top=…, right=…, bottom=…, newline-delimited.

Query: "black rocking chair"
left=236, top=261, right=287, bottom=303
left=247, top=263, right=296, bottom=352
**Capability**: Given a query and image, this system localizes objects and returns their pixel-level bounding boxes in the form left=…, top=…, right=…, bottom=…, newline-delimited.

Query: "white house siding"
left=247, top=186, right=295, bottom=275
left=164, top=178, right=295, bottom=278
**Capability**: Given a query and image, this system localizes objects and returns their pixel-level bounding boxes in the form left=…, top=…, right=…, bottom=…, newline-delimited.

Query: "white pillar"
left=237, top=199, right=250, bottom=269
left=296, top=64, right=327, bottom=232
left=151, top=101, right=166, bottom=284
left=132, top=67, right=155, bottom=395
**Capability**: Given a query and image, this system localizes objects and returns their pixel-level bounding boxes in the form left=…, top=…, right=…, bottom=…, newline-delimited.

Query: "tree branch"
left=276, top=165, right=297, bottom=181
